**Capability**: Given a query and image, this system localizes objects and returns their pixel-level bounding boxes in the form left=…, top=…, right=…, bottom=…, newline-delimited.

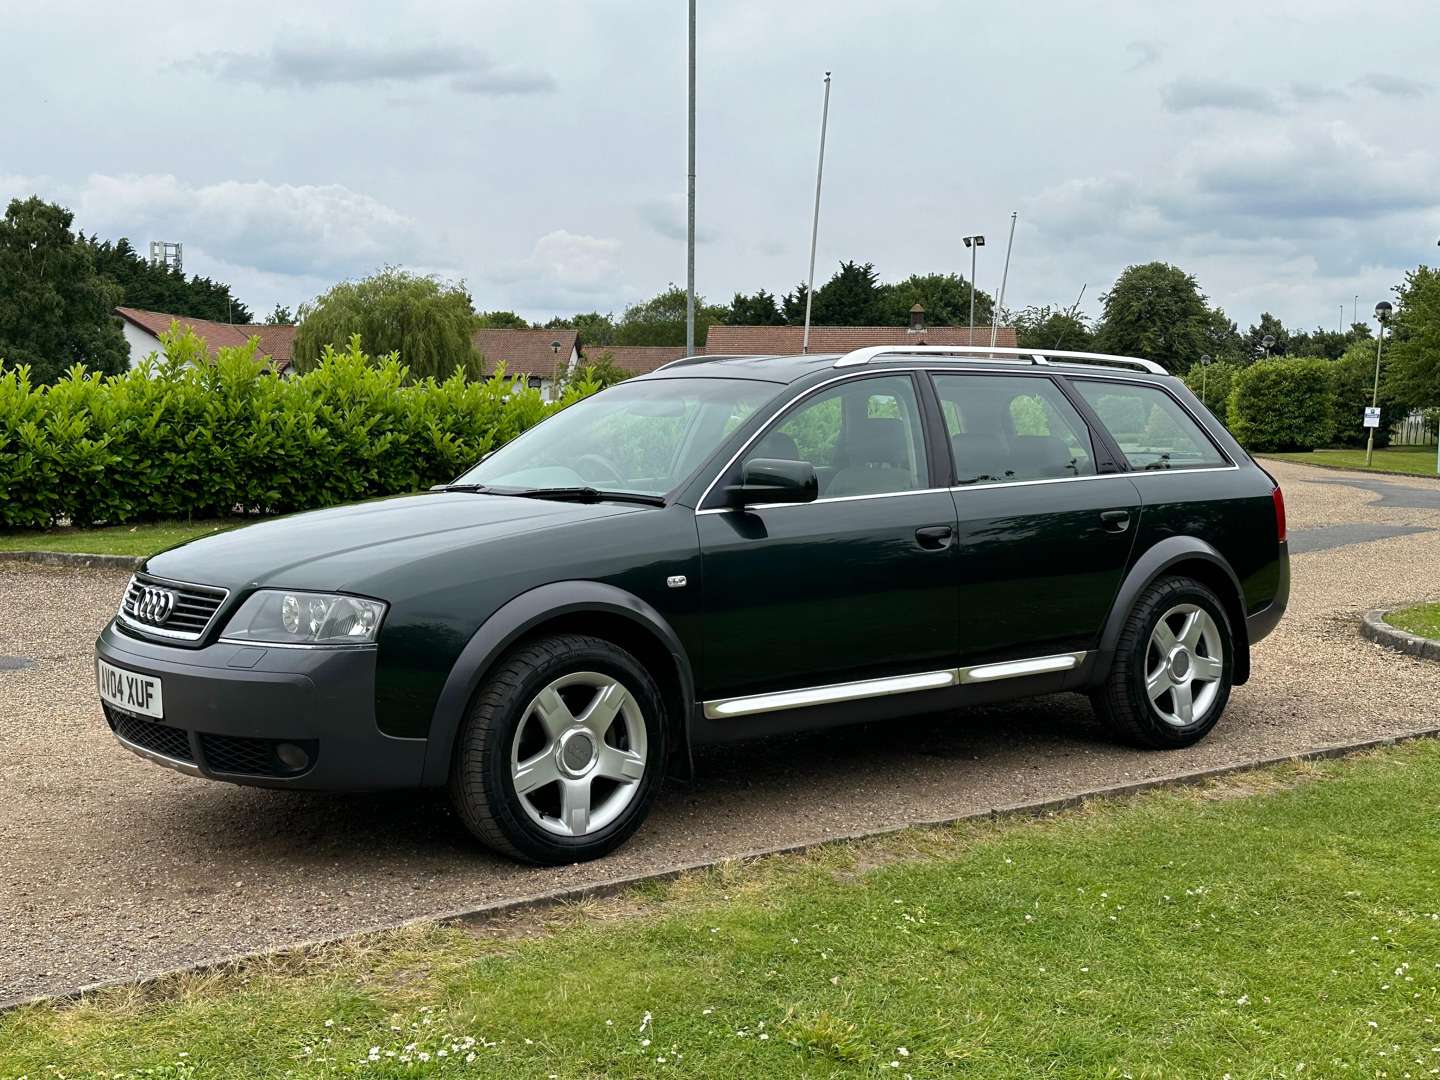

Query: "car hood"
left=142, top=492, right=649, bottom=593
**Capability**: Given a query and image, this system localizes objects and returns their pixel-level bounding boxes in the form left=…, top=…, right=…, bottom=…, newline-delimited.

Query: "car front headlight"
left=221, top=590, right=387, bottom=646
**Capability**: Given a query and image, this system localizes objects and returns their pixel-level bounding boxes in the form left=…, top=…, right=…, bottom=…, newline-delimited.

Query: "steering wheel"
left=573, top=453, right=625, bottom=485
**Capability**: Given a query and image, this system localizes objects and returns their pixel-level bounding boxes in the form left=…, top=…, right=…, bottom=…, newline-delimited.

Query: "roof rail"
left=654, top=353, right=755, bottom=372
left=832, top=344, right=1168, bottom=375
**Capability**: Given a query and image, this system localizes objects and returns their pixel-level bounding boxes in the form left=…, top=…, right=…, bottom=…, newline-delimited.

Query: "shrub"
left=1227, top=357, right=1335, bottom=452
left=1181, top=359, right=1240, bottom=423
left=1328, top=341, right=1399, bottom=448
left=0, top=329, right=595, bottom=529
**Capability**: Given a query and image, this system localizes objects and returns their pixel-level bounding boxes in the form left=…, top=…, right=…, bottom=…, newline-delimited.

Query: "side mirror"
left=726, top=457, right=819, bottom=507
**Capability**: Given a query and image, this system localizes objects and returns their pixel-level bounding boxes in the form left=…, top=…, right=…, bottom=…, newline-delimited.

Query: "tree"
left=1200, top=308, right=1246, bottom=364
left=1093, top=262, right=1211, bottom=374
left=475, top=310, right=530, bottom=329
left=725, top=288, right=784, bottom=325
left=877, top=273, right=993, bottom=329
left=85, top=234, right=252, bottom=323
left=1245, top=312, right=1292, bottom=357
left=1288, top=327, right=1349, bottom=361
left=0, top=196, right=128, bottom=383
left=542, top=311, right=617, bottom=347
left=292, top=267, right=479, bottom=380
left=566, top=352, right=631, bottom=389
left=1384, top=265, right=1440, bottom=412
left=781, top=282, right=812, bottom=324
left=1008, top=304, right=1093, bottom=352
left=808, top=260, right=883, bottom=325
left=614, top=285, right=725, bottom=346
left=265, top=303, right=294, bottom=325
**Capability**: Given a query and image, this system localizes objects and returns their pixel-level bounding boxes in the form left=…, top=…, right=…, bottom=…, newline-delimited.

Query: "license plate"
left=97, top=659, right=164, bottom=719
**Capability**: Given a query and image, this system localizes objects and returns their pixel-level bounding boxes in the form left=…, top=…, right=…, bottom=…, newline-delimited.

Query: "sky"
left=5, top=0, right=1438, bottom=333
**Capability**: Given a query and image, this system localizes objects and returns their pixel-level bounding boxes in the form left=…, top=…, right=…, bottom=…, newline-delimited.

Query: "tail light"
left=1272, top=485, right=1287, bottom=544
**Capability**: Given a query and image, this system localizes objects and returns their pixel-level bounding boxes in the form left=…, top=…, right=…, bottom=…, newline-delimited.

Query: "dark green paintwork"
left=138, top=359, right=1288, bottom=750
left=697, top=492, right=959, bottom=700
left=950, top=477, right=1142, bottom=664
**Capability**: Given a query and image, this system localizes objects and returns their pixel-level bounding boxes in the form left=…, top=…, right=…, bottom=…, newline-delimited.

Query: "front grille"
left=107, top=707, right=194, bottom=763
left=200, top=733, right=317, bottom=778
left=120, top=574, right=229, bottom=641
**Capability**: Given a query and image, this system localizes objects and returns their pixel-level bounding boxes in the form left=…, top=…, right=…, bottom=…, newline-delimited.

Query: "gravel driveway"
left=3, top=459, right=1439, bottom=1006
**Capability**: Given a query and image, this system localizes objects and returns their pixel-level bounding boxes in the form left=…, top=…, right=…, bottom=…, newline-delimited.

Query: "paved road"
left=3, top=460, right=1439, bottom=1005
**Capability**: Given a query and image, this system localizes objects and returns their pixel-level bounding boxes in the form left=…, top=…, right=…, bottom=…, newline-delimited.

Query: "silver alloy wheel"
left=510, top=671, right=648, bottom=837
left=1144, top=603, right=1224, bottom=728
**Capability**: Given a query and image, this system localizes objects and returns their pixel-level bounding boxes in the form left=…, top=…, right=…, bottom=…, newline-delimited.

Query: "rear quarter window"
left=1073, top=379, right=1228, bottom=471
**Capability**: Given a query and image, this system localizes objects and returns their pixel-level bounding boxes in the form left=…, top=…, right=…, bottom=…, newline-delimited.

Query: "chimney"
left=908, top=303, right=926, bottom=334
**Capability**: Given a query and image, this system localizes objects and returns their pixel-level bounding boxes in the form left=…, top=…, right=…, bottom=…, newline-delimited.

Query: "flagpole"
left=801, top=72, right=831, bottom=355
left=990, top=211, right=1016, bottom=349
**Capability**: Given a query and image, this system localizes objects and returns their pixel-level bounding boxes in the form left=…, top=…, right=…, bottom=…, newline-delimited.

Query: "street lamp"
left=1366, top=301, right=1392, bottom=466
left=962, top=234, right=985, bottom=338
left=1255, top=334, right=1275, bottom=359
left=1199, top=353, right=1212, bottom=408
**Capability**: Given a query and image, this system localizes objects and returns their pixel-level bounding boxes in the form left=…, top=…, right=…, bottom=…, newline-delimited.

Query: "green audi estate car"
left=97, top=345, right=1289, bottom=864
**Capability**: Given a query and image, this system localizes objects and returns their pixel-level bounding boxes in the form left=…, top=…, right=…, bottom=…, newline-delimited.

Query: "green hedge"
left=1328, top=341, right=1399, bottom=449
left=1181, top=359, right=1239, bottom=422
left=1226, top=357, right=1335, bottom=452
left=0, top=330, right=593, bottom=529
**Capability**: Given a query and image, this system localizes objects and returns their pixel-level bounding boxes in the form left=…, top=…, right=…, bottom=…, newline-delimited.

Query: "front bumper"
left=95, top=620, right=426, bottom=791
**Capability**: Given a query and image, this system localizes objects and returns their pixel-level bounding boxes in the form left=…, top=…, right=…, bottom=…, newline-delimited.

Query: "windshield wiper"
left=508, top=486, right=666, bottom=507
left=432, top=483, right=498, bottom=494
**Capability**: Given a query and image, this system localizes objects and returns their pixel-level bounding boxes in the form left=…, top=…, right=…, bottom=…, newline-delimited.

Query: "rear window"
left=1073, top=380, right=1228, bottom=471
left=932, top=374, right=1096, bottom=484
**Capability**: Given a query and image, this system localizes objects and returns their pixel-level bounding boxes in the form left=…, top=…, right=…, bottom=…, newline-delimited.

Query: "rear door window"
left=932, top=374, right=1097, bottom=484
left=1072, top=380, right=1228, bottom=471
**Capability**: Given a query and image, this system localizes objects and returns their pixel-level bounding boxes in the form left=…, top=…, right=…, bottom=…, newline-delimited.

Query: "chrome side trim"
left=949, top=465, right=1237, bottom=494
left=704, top=669, right=957, bottom=719
left=703, top=651, right=1090, bottom=719
left=695, top=466, right=1239, bottom=515
left=112, top=732, right=203, bottom=778
left=694, top=485, right=950, bottom=516
left=959, top=652, right=1086, bottom=683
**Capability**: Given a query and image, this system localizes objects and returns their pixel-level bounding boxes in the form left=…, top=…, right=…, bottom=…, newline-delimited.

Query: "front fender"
left=1091, top=536, right=1250, bottom=686
left=419, top=580, right=696, bottom=787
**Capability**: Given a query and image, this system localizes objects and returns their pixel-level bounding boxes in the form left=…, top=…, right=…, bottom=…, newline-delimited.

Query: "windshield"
left=454, top=377, right=781, bottom=497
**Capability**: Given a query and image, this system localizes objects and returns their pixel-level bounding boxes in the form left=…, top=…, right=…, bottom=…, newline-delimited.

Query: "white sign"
left=1363, top=406, right=1382, bottom=429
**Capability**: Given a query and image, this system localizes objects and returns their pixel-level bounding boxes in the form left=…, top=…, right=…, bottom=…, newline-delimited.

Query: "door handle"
left=1100, top=510, right=1131, bottom=533
left=915, top=525, right=954, bottom=549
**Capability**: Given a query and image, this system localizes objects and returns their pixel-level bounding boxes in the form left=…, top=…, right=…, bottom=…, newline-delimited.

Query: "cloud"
left=1351, top=72, right=1432, bottom=98
left=207, top=40, right=555, bottom=95
left=1124, top=40, right=1163, bottom=72
left=1029, top=121, right=1440, bottom=282
left=1161, top=78, right=1280, bottom=114
left=56, top=173, right=434, bottom=278
left=637, top=194, right=716, bottom=244
left=485, top=230, right=626, bottom=311
left=1289, top=81, right=1347, bottom=103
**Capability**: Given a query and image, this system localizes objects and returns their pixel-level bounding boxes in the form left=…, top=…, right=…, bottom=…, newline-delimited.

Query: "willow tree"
left=292, top=268, right=480, bottom=379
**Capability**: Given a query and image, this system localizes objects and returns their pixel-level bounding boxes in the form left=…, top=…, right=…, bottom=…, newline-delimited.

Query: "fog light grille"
left=107, top=707, right=194, bottom=763
left=200, top=733, right=317, bottom=777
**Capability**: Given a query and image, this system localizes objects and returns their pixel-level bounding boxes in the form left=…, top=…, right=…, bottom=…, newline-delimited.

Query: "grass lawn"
left=1262, top=446, right=1440, bottom=477
left=0, top=519, right=244, bottom=557
left=1386, top=601, right=1440, bottom=640
left=5, top=743, right=1440, bottom=1079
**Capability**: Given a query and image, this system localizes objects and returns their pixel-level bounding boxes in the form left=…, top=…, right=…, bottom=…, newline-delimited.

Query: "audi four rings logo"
left=135, top=585, right=178, bottom=624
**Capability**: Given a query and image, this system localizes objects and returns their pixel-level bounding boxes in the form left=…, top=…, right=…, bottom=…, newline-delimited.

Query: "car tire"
left=449, top=632, right=668, bottom=864
left=1092, top=575, right=1234, bottom=750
